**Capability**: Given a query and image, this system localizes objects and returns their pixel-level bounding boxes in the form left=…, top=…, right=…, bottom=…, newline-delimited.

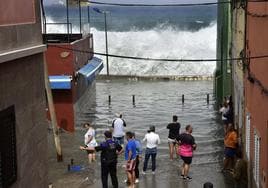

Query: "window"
left=245, top=113, right=250, bottom=160
left=0, top=106, right=17, bottom=188
left=253, top=130, right=260, bottom=188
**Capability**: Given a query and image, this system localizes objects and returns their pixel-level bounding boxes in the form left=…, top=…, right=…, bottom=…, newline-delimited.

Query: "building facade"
left=231, top=1, right=246, bottom=149
left=244, top=2, right=268, bottom=188
left=0, top=0, right=48, bottom=187
left=215, top=0, right=232, bottom=105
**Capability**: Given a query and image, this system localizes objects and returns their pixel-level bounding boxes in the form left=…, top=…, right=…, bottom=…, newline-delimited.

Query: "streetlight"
left=93, top=7, right=110, bottom=76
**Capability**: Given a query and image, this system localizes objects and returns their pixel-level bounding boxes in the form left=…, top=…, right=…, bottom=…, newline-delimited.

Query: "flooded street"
left=48, top=79, right=234, bottom=188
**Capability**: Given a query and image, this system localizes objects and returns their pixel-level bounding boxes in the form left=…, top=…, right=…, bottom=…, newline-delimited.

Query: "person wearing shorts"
left=167, top=115, right=181, bottom=160
left=223, top=124, right=238, bottom=171
left=84, top=123, right=98, bottom=163
left=125, top=132, right=136, bottom=187
left=177, top=125, right=196, bottom=181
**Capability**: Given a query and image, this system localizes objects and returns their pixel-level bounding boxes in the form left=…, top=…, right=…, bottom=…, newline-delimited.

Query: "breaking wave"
left=46, top=17, right=216, bottom=76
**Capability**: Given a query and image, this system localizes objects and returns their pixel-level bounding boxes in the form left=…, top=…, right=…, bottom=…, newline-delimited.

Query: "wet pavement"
left=48, top=80, right=235, bottom=188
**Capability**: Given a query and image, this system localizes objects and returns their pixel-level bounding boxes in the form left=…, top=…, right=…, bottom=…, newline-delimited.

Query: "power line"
left=47, top=44, right=268, bottom=62
left=88, top=1, right=230, bottom=7
left=88, top=0, right=268, bottom=7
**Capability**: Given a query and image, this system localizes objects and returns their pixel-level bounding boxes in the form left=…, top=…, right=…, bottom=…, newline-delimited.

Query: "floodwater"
left=48, top=79, right=235, bottom=188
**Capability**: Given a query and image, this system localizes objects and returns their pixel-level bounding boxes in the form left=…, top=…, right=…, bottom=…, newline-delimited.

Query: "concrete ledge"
left=0, top=44, right=47, bottom=63
left=97, top=74, right=213, bottom=81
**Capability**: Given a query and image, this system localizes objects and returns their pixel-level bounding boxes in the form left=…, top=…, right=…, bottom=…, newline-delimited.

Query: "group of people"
left=219, top=96, right=248, bottom=188
left=80, top=114, right=197, bottom=188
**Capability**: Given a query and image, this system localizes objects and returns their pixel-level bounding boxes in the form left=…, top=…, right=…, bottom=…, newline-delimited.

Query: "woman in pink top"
left=177, top=125, right=196, bottom=181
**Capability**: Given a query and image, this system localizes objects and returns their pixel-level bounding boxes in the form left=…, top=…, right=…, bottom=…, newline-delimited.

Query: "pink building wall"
left=246, top=2, right=268, bottom=188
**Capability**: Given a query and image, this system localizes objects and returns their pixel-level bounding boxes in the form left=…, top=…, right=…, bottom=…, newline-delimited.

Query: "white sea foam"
left=46, top=17, right=216, bottom=76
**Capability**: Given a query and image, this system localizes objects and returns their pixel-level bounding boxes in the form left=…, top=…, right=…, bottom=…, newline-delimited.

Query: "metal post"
left=108, top=95, right=111, bottom=104
left=182, top=94, right=185, bottom=104
left=132, top=95, right=135, bottom=105
left=78, top=0, right=82, bottom=33
left=66, top=0, right=70, bottom=42
left=104, top=12, right=109, bottom=76
left=87, top=6, right=90, bottom=23
left=207, top=93, right=210, bottom=104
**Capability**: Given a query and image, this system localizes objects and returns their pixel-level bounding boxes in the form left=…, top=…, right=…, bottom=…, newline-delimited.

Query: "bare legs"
left=223, top=157, right=234, bottom=170
left=127, top=171, right=135, bottom=187
left=168, top=142, right=176, bottom=160
left=88, top=152, right=96, bottom=163
left=181, top=162, right=191, bottom=179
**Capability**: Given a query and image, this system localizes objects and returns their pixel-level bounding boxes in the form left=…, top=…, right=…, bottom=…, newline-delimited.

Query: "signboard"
left=0, top=0, right=35, bottom=26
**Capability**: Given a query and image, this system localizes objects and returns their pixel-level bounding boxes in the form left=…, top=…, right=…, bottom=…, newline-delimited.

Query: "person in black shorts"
left=177, top=125, right=196, bottom=181
left=167, top=115, right=181, bottom=160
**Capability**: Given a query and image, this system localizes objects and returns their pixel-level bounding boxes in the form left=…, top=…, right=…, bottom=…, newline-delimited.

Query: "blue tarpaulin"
left=77, top=57, right=103, bottom=82
left=49, top=75, right=72, bottom=89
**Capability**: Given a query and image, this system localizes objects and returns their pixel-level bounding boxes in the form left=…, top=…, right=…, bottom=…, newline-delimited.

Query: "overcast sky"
left=44, top=0, right=217, bottom=5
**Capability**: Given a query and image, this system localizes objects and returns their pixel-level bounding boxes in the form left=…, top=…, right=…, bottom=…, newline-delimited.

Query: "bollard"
left=48, top=183, right=53, bottom=188
left=70, top=158, right=74, bottom=165
left=108, top=95, right=111, bottom=104
left=182, top=94, right=185, bottom=104
left=203, top=182, right=213, bottom=188
left=207, top=93, right=210, bottom=104
left=132, top=95, right=135, bottom=105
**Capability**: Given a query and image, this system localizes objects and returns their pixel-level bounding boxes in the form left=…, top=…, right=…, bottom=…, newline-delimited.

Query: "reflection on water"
left=75, top=79, right=232, bottom=188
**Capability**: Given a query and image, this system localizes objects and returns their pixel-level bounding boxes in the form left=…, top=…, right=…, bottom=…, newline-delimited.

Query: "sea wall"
left=97, top=75, right=213, bottom=81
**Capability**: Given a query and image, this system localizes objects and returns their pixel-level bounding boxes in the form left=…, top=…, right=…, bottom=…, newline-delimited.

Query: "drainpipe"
left=243, top=1, right=250, bottom=187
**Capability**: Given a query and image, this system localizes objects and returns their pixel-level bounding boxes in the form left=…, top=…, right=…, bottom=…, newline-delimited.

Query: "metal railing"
left=45, top=23, right=73, bottom=35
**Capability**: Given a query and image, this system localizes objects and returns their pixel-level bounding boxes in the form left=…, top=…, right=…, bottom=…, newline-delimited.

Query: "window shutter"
left=254, top=131, right=260, bottom=188
left=245, top=113, right=250, bottom=160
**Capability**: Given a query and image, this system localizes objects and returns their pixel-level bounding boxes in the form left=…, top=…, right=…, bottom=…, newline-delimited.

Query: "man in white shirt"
left=112, top=113, right=126, bottom=145
left=142, top=126, right=161, bottom=174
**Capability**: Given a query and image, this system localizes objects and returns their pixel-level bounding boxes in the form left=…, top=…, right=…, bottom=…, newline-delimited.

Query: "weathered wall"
left=0, top=0, right=42, bottom=53
left=45, top=44, right=74, bottom=75
left=0, top=0, right=48, bottom=187
left=246, top=2, right=268, bottom=188
left=215, top=0, right=232, bottom=105
left=231, top=2, right=245, bottom=146
left=0, top=54, right=47, bottom=188
left=72, top=34, right=93, bottom=71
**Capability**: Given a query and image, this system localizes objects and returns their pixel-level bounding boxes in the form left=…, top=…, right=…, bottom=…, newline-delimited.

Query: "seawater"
left=73, top=80, right=232, bottom=187
left=44, top=5, right=217, bottom=76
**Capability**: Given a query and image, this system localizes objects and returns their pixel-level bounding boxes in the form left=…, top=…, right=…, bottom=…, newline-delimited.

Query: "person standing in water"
left=142, top=126, right=161, bottom=174
left=167, top=115, right=181, bottom=160
left=112, top=113, right=126, bottom=146
left=84, top=123, right=98, bottom=163
left=125, top=132, right=137, bottom=187
left=80, top=131, right=123, bottom=188
left=177, top=125, right=197, bottom=181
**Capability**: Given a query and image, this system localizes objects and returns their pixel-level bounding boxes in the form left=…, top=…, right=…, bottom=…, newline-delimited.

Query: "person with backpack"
left=80, top=131, right=123, bottom=188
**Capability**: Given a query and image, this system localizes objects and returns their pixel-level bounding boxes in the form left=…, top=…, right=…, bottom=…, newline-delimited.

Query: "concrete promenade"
left=48, top=130, right=234, bottom=188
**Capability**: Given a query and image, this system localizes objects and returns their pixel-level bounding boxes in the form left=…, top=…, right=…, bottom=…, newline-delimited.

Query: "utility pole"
left=93, top=8, right=110, bottom=76
left=104, top=12, right=109, bottom=76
